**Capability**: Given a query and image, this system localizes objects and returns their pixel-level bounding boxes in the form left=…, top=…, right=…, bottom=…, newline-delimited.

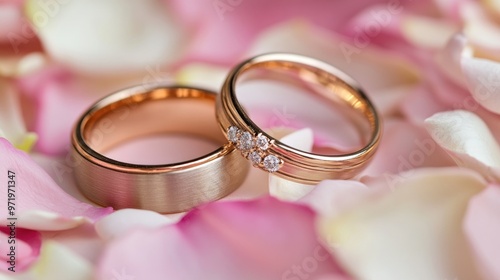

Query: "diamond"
left=237, top=131, right=254, bottom=151
left=263, top=154, right=281, bottom=172
left=248, top=151, right=262, bottom=165
left=227, top=126, right=239, bottom=143
left=256, top=134, right=269, bottom=151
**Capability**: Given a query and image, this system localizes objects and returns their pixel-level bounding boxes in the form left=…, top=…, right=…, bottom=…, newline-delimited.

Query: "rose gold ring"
left=217, top=53, right=381, bottom=184
left=72, top=84, right=249, bottom=213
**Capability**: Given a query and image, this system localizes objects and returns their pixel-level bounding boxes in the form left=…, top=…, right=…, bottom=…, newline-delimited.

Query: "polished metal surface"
left=72, top=85, right=249, bottom=213
left=217, top=53, right=381, bottom=184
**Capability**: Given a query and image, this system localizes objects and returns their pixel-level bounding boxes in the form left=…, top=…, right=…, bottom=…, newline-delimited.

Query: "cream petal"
left=436, top=33, right=472, bottom=88
left=461, top=57, right=500, bottom=114
left=175, top=63, right=229, bottom=92
left=24, top=241, right=93, bottom=280
left=401, top=15, right=458, bottom=49
left=425, top=110, right=500, bottom=181
left=0, top=53, right=48, bottom=78
left=95, top=209, right=180, bottom=241
left=462, top=2, right=500, bottom=50
left=269, top=128, right=314, bottom=201
left=25, top=0, right=185, bottom=75
left=319, top=168, right=486, bottom=280
left=0, top=80, right=37, bottom=152
left=300, top=180, right=376, bottom=218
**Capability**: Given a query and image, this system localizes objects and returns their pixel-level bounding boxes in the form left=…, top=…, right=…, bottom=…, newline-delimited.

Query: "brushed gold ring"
left=216, top=53, right=381, bottom=184
left=72, top=84, right=249, bottom=213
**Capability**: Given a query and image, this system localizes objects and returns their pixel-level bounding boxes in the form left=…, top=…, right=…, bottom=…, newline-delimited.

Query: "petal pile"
left=317, top=168, right=486, bottom=280
left=97, top=197, right=349, bottom=280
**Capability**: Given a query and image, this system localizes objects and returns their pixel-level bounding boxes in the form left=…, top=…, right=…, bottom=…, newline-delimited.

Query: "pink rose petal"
left=16, top=66, right=97, bottom=155
left=97, top=197, right=350, bottom=280
left=0, top=138, right=112, bottom=230
left=464, top=185, right=500, bottom=280
left=170, top=0, right=393, bottom=65
left=400, top=84, right=451, bottom=124
left=360, top=119, right=454, bottom=178
left=0, top=227, right=41, bottom=272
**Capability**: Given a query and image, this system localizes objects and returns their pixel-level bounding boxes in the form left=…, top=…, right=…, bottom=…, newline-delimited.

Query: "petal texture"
left=319, top=168, right=486, bottom=280
left=97, top=197, right=348, bottom=280
left=425, top=110, right=500, bottom=181
left=0, top=138, right=112, bottom=230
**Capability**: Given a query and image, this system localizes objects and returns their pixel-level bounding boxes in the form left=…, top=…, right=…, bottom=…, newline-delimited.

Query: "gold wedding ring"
left=217, top=53, right=381, bottom=184
left=72, top=85, right=249, bottom=213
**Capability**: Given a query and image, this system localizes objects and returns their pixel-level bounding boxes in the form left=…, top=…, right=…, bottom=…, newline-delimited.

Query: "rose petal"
left=425, top=110, right=500, bottom=181
left=300, top=180, right=377, bottom=218
left=97, top=197, right=349, bottom=280
left=462, top=2, right=500, bottom=50
left=175, top=63, right=229, bottom=91
left=41, top=222, right=103, bottom=266
left=400, top=84, right=451, bottom=123
left=0, top=227, right=41, bottom=272
left=269, top=128, right=314, bottom=201
left=360, top=119, right=454, bottom=178
left=401, top=15, right=458, bottom=49
left=22, top=241, right=93, bottom=280
left=95, top=209, right=180, bottom=241
left=319, top=167, right=486, bottom=279
left=0, top=79, right=37, bottom=152
left=461, top=57, right=500, bottom=114
left=464, top=185, right=500, bottom=280
left=16, top=66, right=96, bottom=155
left=435, top=33, right=472, bottom=88
left=247, top=20, right=420, bottom=92
left=0, top=52, right=48, bottom=78
left=434, top=0, right=467, bottom=20
left=0, top=138, right=112, bottom=230
left=171, top=0, right=390, bottom=65
left=25, top=0, right=185, bottom=75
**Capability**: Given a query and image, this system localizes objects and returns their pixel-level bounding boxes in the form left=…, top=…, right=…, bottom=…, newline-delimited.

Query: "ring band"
left=72, top=85, right=249, bottom=213
left=216, top=53, right=381, bottom=184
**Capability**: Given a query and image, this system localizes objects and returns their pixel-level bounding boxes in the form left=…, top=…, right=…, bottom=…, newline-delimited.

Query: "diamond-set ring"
left=216, top=53, right=381, bottom=184
left=227, top=126, right=283, bottom=173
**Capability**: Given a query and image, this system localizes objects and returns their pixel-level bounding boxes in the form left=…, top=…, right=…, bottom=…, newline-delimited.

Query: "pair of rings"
left=71, top=53, right=381, bottom=213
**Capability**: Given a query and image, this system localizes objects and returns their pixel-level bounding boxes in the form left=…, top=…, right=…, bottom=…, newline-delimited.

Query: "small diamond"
left=227, top=126, right=239, bottom=143
left=237, top=131, right=254, bottom=151
left=263, top=154, right=281, bottom=172
left=256, top=134, right=269, bottom=151
left=248, top=151, right=262, bottom=165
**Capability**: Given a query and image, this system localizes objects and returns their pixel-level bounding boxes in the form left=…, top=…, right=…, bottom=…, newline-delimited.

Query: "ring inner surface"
left=82, top=88, right=225, bottom=158
left=235, top=62, right=374, bottom=155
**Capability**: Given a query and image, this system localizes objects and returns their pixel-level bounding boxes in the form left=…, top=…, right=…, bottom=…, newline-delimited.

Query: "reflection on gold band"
left=72, top=85, right=249, bottom=213
left=217, top=53, right=381, bottom=184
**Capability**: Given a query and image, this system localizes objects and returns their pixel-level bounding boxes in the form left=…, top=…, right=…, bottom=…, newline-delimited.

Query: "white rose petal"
left=26, top=0, right=185, bottom=75
left=425, top=110, right=500, bottom=181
